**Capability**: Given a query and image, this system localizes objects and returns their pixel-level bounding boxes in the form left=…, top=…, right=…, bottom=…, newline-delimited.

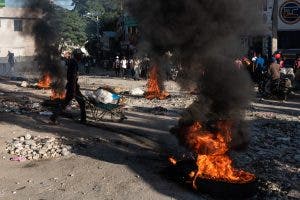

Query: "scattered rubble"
left=0, top=95, right=43, bottom=114
left=125, top=94, right=196, bottom=111
left=232, top=109, right=300, bottom=199
left=0, top=77, right=299, bottom=199
left=132, top=106, right=170, bottom=115
left=6, top=135, right=72, bottom=161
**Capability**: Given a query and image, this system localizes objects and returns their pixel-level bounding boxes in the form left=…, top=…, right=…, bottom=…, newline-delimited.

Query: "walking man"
left=7, top=51, right=15, bottom=76
left=255, top=54, right=265, bottom=83
left=114, top=56, right=120, bottom=77
left=50, top=49, right=86, bottom=124
left=133, top=57, right=141, bottom=80
left=120, top=57, right=127, bottom=78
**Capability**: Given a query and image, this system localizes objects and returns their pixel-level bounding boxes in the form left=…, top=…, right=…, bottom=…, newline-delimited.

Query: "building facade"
left=0, top=7, right=39, bottom=60
left=243, top=0, right=299, bottom=59
left=272, top=0, right=300, bottom=57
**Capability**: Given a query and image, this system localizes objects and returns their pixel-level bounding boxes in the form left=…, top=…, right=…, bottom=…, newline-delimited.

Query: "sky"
left=5, top=0, right=74, bottom=9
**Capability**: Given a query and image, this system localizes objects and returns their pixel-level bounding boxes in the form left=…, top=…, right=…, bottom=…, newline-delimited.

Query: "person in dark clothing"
left=114, top=56, right=120, bottom=77
left=255, top=54, right=266, bottom=83
left=50, top=50, right=86, bottom=124
left=7, top=51, right=15, bottom=75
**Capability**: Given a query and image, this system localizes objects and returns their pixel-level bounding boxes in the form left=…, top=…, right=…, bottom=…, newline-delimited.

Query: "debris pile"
left=6, top=134, right=72, bottom=160
left=0, top=97, right=42, bottom=114
left=231, top=119, right=300, bottom=199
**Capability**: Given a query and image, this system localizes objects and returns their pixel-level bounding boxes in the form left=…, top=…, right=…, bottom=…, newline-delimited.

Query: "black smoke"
left=23, top=0, right=64, bottom=91
left=126, top=0, right=265, bottom=149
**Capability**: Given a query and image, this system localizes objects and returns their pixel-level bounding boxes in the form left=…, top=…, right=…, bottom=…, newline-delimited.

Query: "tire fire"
left=38, top=73, right=65, bottom=100
left=50, top=89, right=65, bottom=100
left=145, top=66, right=170, bottom=100
left=37, top=73, right=51, bottom=89
left=174, top=121, right=255, bottom=189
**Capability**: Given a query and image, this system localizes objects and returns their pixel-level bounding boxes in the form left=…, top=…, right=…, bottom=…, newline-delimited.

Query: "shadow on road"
left=1, top=80, right=299, bottom=199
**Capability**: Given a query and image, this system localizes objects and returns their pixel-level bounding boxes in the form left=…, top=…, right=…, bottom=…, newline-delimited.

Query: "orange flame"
left=168, top=157, right=177, bottom=165
left=37, top=73, right=65, bottom=100
left=51, top=89, right=66, bottom=100
left=178, top=121, right=255, bottom=188
left=145, top=66, right=170, bottom=100
left=37, top=73, right=51, bottom=89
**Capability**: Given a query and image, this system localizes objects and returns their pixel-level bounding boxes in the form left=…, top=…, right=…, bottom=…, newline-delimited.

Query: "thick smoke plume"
left=126, top=0, right=265, bottom=149
left=23, top=0, right=64, bottom=91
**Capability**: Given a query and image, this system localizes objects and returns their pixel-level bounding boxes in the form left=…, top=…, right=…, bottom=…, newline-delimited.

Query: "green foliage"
left=73, top=0, right=122, bottom=30
left=56, top=8, right=87, bottom=46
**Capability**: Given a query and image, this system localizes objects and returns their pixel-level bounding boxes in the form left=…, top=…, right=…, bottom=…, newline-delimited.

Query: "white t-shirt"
left=121, top=59, right=127, bottom=69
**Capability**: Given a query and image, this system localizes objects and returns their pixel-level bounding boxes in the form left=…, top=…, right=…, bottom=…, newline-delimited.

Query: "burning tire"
left=164, top=159, right=257, bottom=199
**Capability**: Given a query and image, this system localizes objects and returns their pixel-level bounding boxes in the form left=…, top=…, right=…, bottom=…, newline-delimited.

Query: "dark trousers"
left=120, top=68, right=126, bottom=77
left=51, top=84, right=86, bottom=122
left=130, top=68, right=135, bottom=78
left=115, top=68, right=120, bottom=77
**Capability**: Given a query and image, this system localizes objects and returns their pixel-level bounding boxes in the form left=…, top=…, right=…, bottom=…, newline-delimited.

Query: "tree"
left=72, top=0, right=122, bottom=30
left=56, top=8, right=87, bottom=47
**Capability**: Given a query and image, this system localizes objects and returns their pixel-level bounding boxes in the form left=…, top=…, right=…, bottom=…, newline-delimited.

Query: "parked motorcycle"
left=259, top=71, right=292, bottom=100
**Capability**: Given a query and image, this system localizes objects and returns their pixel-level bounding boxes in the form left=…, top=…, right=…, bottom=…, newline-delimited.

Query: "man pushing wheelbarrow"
left=50, top=49, right=86, bottom=124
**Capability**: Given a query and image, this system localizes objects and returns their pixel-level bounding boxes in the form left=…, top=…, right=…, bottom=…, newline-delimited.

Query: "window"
left=14, top=19, right=23, bottom=32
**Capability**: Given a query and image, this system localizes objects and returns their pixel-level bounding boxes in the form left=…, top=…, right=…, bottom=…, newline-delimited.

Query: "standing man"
left=120, top=56, right=127, bottom=78
left=128, top=57, right=134, bottom=78
left=7, top=51, right=15, bottom=76
left=142, top=55, right=150, bottom=79
left=133, top=57, right=141, bottom=80
left=267, top=57, right=281, bottom=94
left=269, top=58, right=281, bottom=82
left=114, top=56, right=120, bottom=77
left=255, top=54, right=265, bottom=83
left=50, top=49, right=86, bottom=124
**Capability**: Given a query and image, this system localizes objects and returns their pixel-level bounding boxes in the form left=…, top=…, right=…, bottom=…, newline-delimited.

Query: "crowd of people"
left=113, top=55, right=150, bottom=80
left=236, top=51, right=300, bottom=99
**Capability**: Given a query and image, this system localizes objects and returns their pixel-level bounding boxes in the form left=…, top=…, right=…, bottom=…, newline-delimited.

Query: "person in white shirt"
left=120, top=57, right=127, bottom=78
left=133, top=58, right=141, bottom=80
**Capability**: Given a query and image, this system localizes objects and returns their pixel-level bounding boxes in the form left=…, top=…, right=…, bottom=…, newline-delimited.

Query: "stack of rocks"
left=6, top=134, right=72, bottom=160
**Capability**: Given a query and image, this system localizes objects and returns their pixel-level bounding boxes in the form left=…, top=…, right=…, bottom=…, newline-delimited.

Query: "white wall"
left=0, top=18, right=36, bottom=59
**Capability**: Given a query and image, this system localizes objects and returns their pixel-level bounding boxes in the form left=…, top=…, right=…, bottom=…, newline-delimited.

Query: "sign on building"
left=0, top=0, right=5, bottom=7
left=278, top=0, right=300, bottom=30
